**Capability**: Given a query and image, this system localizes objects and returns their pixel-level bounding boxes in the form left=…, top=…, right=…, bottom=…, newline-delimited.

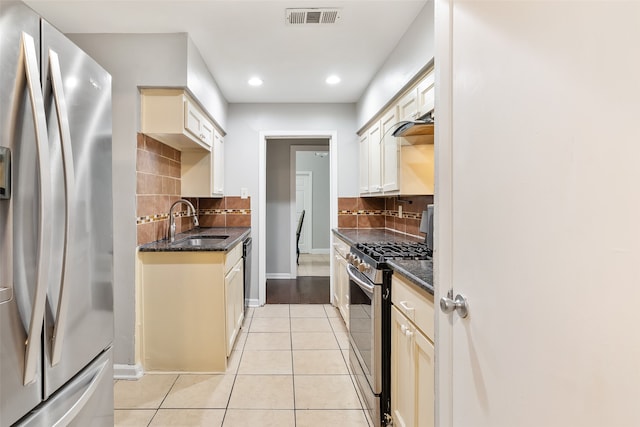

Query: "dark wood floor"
left=266, top=276, right=330, bottom=304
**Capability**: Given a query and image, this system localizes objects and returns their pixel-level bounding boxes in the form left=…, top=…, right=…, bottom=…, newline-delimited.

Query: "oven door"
left=347, top=264, right=382, bottom=394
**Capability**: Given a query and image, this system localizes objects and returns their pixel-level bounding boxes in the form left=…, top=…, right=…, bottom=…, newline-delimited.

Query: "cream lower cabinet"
left=139, top=242, right=244, bottom=372
left=332, top=234, right=350, bottom=326
left=391, top=274, right=435, bottom=427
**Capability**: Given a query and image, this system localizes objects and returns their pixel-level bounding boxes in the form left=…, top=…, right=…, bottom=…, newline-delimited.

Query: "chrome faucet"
left=168, top=199, right=199, bottom=242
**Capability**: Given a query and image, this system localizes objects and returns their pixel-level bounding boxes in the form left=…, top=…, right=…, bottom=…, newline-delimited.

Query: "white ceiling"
left=23, top=0, right=428, bottom=103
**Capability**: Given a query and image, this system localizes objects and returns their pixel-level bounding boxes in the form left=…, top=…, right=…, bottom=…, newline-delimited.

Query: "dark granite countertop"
left=139, top=227, right=250, bottom=252
left=333, top=228, right=423, bottom=246
left=387, top=259, right=434, bottom=295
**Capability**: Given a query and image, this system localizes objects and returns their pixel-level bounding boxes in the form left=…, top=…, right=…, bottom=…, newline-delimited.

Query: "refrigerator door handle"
left=46, top=49, right=76, bottom=367
left=19, top=32, right=54, bottom=386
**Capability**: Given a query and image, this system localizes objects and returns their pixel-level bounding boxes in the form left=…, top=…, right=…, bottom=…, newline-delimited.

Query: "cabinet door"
left=368, top=121, right=382, bottom=193
left=225, top=259, right=243, bottom=356
left=359, top=132, right=369, bottom=194
left=381, top=107, right=400, bottom=192
left=333, top=252, right=342, bottom=307
left=415, top=329, right=435, bottom=427
left=337, top=255, right=349, bottom=325
left=391, top=306, right=435, bottom=427
left=212, top=131, right=224, bottom=196
left=184, top=99, right=213, bottom=148
left=417, top=72, right=435, bottom=118
left=391, top=306, right=415, bottom=427
left=398, top=88, right=419, bottom=121
left=201, top=117, right=214, bottom=147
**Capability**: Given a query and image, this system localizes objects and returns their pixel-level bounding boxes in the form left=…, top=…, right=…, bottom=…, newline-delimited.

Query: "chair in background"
left=296, top=210, right=305, bottom=265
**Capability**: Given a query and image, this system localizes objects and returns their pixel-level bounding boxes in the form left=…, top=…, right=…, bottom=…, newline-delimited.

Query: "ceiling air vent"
left=286, top=8, right=342, bottom=25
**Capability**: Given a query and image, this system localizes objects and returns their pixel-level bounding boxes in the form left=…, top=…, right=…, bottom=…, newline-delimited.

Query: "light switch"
left=241, top=187, right=248, bottom=199
left=398, top=205, right=403, bottom=218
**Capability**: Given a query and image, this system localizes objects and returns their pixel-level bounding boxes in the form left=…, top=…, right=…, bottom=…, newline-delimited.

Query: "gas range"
left=348, top=241, right=433, bottom=284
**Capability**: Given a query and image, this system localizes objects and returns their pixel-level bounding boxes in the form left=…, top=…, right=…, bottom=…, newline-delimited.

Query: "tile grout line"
left=220, top=308, right=255, bottom=425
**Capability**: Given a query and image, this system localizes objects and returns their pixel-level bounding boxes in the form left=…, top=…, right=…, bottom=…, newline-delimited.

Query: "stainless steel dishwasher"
left=243, top=237, right=252, bottom=308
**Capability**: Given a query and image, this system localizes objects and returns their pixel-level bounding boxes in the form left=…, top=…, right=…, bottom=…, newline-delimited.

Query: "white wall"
left=186, top=38, right=227, bottom=130
left=225, top=103, right=358, bottom=298
left=68, top=32, right=228, bottom=367
left=356, top=0, right=435, bottom=129
left=297, top=150, right=331, bottom=251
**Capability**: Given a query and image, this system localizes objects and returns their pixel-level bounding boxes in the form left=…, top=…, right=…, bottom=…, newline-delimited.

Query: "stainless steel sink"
left=176, top=235, right=229, bottom=246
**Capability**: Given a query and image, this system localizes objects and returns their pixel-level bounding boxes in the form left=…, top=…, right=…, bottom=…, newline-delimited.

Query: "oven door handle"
left=347, top=264, right=375, bottom=297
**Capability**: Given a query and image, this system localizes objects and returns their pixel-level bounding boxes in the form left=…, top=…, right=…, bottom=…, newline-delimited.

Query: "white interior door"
left=296, top=171, right=312, bottom=254
left=437, top=2, right=640, bottom=426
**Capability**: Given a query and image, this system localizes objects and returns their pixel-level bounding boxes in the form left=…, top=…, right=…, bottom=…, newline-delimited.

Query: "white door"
left=296, top=172, right=312, bottom=254
left=436, top=2, right=640, bottom=427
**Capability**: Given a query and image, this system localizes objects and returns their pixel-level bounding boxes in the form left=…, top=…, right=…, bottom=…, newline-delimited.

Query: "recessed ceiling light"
left=248, top=77, right=263, bottom=87
left=326, top=75, right=341, bottom=85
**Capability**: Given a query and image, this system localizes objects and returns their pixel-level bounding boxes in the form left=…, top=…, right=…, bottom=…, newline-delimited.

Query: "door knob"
left=440, top=293, right=469, bottom=318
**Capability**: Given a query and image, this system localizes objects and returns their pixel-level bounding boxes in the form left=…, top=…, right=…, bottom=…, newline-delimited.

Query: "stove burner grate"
left=355, top=241, right=432, bottom=261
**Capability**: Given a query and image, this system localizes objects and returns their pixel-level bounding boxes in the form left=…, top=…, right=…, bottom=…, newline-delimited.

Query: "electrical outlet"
left=398, top=205, right=403, bottom=219
left=241, top=187, right=248, bottom=199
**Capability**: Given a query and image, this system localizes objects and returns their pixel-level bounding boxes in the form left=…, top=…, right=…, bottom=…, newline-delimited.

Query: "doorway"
left=260, top=134, right=337, bottom=305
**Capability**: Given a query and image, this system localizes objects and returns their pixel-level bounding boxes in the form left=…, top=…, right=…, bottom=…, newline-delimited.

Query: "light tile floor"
left=296, top=254, right=330, bottom=277
left=114, top=304, right=372, bottom=427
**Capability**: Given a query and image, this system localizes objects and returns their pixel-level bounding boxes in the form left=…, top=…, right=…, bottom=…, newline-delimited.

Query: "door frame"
left=434, top=0, right=453, bottom=425
left=258, top=131, right=338, bottom=306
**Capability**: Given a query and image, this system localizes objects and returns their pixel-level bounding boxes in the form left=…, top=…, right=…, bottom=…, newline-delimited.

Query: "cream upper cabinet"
left=179, top=128, right=225, bottom=198
left=367, top=121, right=382, bottom=194
left=398, top=87, right=420, bottom=122
left=398, top=69, right=435, bottom=122
left=381, top=107, right=400, bottom=193
left=359, top=132, right=369, bottom=194
left=184, top=99, right=214, bottom=147
left=141, top=88, right=214, bottom=150
left=212, top=131, right=224, bottom=197
left=391, top=274, right=435, bottom=427
left=358, top=67, right=435, bottom=197
left=416, top=71, right=435, bottom=118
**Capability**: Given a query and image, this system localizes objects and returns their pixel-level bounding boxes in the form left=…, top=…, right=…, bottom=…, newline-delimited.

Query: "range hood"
left=392, top=111, right=434, bottom=137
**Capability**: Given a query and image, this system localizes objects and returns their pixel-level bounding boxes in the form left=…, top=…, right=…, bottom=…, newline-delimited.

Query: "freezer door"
left=0, top=3, right=47, bottom=426
left=16, top=347, right=114, bottom=427
left=40, top=20, right=114, bottom=399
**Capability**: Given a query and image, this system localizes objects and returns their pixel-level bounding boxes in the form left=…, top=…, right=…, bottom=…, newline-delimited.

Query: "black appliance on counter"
left=346, top=241, right=432, bottom=426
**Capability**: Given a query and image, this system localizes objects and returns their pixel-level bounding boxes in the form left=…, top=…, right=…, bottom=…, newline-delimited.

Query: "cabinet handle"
left=399, top=301, right=414, bottom=313
left=400, top=324, right=414, bottom=338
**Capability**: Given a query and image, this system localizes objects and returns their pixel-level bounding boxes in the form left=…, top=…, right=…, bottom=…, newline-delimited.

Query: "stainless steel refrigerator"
left=0, top=2, right=114, bottom=425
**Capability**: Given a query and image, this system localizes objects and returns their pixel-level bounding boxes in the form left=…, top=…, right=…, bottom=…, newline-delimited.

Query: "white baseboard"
left=308, top=248, right=330, bottom=255
left=113, top=363, right=144, bottom=380
left=246, top=298, right=261, bottom=307
left=266, top=273, right=293, bottom=279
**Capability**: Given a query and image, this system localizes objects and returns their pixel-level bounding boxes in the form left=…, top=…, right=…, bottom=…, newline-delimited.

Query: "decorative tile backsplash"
left=136, top=134, right=251, bottom=246
left=338, top=195, right=434, bottom=238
